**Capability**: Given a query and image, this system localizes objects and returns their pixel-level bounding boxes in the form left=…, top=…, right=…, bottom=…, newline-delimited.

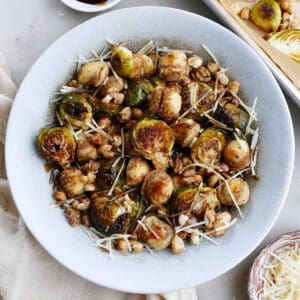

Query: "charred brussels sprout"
left=136, top=215, right=173, bottom=250
left=214, top=103, right=249, bottom=131
left=58, top=94, right=92, bottom=129
left=132, top=119, right=175, bottom=170
left=37, top=127, right=76, bottom=166
left=191, top=127, right=226, bottom=164
left=188, top=82, right=215, bottom=115
left=172, top=186, right=219, bottom=218
left=111, top=46, right=134, bottom=77
left=90, top=193, right=139, bottom=234
left=125, top=81, right=153, bottom=107
left=250, top=0, right=281, bottom=32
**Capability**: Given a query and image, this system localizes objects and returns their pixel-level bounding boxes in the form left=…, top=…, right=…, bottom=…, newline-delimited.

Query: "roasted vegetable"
left=132, top=119, right=175, bottom=170
left=172, top=186, right=219, bottom=218
left=191, top=127, right=226, bottom=164
left=97, top=159, right=125, bottom=191
left=223, top=139, right=251, bottom=171
left=148, top=87, right=182, bottom=121
left=129, top=54, right=155, bottom=79
left=125, top=81, right=153, bottom=107
left=58, top=94, right=92, bottom=129
left=136, top=215, right=173, bottom=250
left=60, top=167, right=88, bottom=198
left=218, top=178, right=250, bottom=206
left=126, top=156, right=151, bottom=186
left=268, top=29, right=300, bottom=63
left=100, top=76, right=124, bottom=96
left=78, top=61, right=109, bottom=87
left=141, top=170, right=174, bottom=206
left=159, top=50, right=188, bottom=81
left=188, top=82, right=215, bottom=115
left=250, top=0, right=282, bottom=32
left=171, top=118, right=201, bottom=147
left=37, top=127, right=76, bottom=166
left=214, top=103, right=249, bottom=131
left=111, top=46, right=134, bottom=77
left=90, top=193, right=139, bottom=234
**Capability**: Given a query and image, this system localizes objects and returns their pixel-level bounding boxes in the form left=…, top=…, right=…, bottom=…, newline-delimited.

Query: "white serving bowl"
left=60, top=0, right=123, bottom=13
left=5, top=7, right=294, bottom=294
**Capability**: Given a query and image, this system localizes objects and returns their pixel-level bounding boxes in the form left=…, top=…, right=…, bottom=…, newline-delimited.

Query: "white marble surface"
left=0, top=0, right=299, bottom=298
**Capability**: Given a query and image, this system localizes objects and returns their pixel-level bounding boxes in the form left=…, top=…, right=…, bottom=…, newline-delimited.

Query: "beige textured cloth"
left=0, top=52, right=198, bottom=300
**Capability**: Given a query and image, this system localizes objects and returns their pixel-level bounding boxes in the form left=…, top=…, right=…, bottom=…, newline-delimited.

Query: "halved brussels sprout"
left=125, top=81, right=153, bottom=107
left=58, top=94, right=92, bottom=129
left=97, top=159, right=125, bottom=191
left=188, top=82, right=215, bottom=114
left=136, top=215, right=173, bottom=250
left=132, top=119, right=175, bottom=170
left=250, top=0, right=281, bottom=32
left=37, top=127, right=76, bottom=166
left=268, top=29, right=300, bottom=63
left=191, top=127, right=226, bottom=164
left=214, top=103, right=249, bottom=131
left=90, top=193, right=139, bottom=234
left=111, top=46, right=134, bottom=77
left=172, top=186, right=219, bottom=218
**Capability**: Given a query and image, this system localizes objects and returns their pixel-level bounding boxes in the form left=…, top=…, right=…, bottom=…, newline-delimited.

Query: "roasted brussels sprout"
left=171, top=118, right=201, bottom=147
left=111, top=46, right=134, bottom=77
left=97, top=159, right=125, bottom=191
left=60, top=167, right=88, bottom=198
left=159, top=50, right=188, bottom=81
left=129, top=54, right=155, bottom=79
left=136, top=215, right=173, bottom=250
left=132, top=119, right=175, bottom=170
left=58, top=94, right=92, bottom=129
left=78, top=61, right=109, bottom=87
left=250, top=0, right=282, bottom=32
left=218, top=178, right=250, bottom=206
left=141, top=170, right=174, bottom=206
left=100, top=76, right=124, bottom=97
left=214, top=103, right=249, bottom=131
left=172, top=186, right=219, bottom=218
left=191, top=127, right=226, bottom=164
left=37, top=127, right=76, bottom=166
left=188, top=82, right=215, bottom=115
left=90, top=193, right=139, bottom=234
left=223, top=139, right=251, bottom=171
left=125, top=81, right=153, bottom=107
left=148, top=87, right=182, bottom=121
left=126, top=156, right=151, bottom=186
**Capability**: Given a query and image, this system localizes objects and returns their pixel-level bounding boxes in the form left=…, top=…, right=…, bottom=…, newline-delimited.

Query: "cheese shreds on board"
left=262, top=246, right=300, bottom=299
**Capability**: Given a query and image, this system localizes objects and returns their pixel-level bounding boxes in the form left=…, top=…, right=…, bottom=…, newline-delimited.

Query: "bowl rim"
left=5, top=6, right=295, bottom=293
left=59, top=0, right=123, bottom=13
left=248, top=231, right=300, bottom=300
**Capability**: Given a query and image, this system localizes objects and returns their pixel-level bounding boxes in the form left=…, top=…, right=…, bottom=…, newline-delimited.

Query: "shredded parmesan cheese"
left=202, top=44, right=220, bottom=65
left=262, top=247, right=300, bottom=299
